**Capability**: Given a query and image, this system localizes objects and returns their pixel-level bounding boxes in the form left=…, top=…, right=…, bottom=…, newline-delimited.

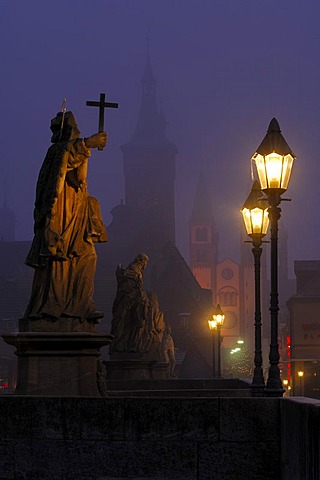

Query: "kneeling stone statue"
left=109, top=253, right=165, bottom=361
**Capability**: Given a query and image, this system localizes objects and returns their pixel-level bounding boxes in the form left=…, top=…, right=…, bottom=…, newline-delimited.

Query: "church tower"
left=189, top=170, right=218, bottom=300
left=120, top=47, right=177, bottom=254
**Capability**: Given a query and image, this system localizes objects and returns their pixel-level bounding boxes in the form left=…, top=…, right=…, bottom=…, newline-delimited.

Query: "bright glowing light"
left=242, top=207, right=269, bottom=236
left=214, top=314, right=224, bottom=326
left=230, top=347, right=241, bottom=355
left=253, top=152, right=294, bottom=192
left=237, top=339, right=244, bottom=344
left=297, top=370, right=304, bottom=378
left=208, top=318, right=217, bottom=331
left=241, top=181, right=269, bottom=237
left=212, top=304, right=225, bottom=327
left=265, top=153, right=283, bottom=189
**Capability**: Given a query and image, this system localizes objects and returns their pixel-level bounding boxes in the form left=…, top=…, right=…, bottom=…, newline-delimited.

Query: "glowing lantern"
left=241, top=180, right=269, bottom=239
left=252, top=118, right=296, bottom=195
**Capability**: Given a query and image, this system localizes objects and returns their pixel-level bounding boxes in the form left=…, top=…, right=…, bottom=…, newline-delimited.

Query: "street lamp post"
left=208, top=317, right=217, bottom=378
left=213, top=304, right=225, bottom=378
left=241, top=180, right=269, bottom=395
left=252, top=118, right=296, bottom=397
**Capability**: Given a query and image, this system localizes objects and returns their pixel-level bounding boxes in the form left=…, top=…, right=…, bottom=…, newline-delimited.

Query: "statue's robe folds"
left=110, top=264, right=149, bottom=353
left=24, top=139, right=107, bottom=321
left=110, top=265, right=165, bottom=355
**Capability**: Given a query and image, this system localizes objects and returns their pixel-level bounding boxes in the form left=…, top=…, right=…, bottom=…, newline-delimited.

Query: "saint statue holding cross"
left=24, top=106, right=112, bottom=331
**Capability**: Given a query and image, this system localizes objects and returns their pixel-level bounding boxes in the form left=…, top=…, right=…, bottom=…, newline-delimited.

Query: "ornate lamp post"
left=208, top=317, right=217, bottom=378
left=252, top=118, right=296, bottom=397
left=212, top=304, right=225, bottom=378
left=241, top=180, right=269, bottom=395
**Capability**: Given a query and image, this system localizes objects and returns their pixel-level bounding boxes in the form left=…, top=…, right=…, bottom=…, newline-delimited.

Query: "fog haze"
left=1, top=0, right=320, bottom=275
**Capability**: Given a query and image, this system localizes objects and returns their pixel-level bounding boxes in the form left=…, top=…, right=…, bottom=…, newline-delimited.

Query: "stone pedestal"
left=2, top=332, right=113, bottom=396
left=105, top=353, right=168, bottom=380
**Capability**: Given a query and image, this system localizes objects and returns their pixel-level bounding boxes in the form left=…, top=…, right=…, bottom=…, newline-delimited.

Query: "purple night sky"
left=1, top=0, right=320, bottom=276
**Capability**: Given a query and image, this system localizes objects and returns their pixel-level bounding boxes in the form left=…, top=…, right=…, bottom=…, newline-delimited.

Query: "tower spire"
left=125, top=42, right=176, bottom=148
left=141, top=37, right=156, bottom=88
left=120, top=45, right=178, bottom=251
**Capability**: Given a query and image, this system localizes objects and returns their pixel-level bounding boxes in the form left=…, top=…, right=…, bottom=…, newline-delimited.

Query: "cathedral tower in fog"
left=103, top=49, right=214, bottom=372
left=119, top=47, right=177, bottom=254
left=189, top=170, right=218, bottom=299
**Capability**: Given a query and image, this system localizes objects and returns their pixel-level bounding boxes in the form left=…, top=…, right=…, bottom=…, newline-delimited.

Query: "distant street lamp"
left=241, top=180, right=269, bottom=395
left=252, top=118, right=296, bottom=397
left=208, top=317, right=217, bottom=378
left=212, top=304, right=225, bottom=378
left=282, top=379, right=290, bottom=396
left=297, top=370, right=304, bottom=396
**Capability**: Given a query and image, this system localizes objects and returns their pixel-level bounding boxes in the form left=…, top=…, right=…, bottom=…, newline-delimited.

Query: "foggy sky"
left=1, top=0, right=320, bottom=276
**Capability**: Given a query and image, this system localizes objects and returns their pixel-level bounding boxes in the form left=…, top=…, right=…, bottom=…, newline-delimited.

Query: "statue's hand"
left=85, top=132, right=107, bottom=149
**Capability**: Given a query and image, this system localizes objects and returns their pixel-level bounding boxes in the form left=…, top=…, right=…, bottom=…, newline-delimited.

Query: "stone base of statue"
left=105, top=352, right=169, bottom=381
left=2, top=328, right=114, bottom=396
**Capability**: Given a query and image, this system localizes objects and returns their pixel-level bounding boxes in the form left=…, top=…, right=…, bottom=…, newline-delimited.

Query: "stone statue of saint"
left=110, top=253, right=165, bottom=357
left=23, top=111, right=108, bottom=331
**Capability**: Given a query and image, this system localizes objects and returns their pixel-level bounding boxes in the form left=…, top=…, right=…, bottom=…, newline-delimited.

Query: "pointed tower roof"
left=122, top=44, right=177, bottom=151
left=190, top=169, right=214, bottom=223
left=141, top=40, right=156, bottom=86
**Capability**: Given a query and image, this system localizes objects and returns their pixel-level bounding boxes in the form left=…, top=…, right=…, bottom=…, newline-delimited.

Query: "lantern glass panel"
left=254, top=154, right=268, bottom=190
left=251, top=207, right=265, bottom=235
left=241, top=208, right=253, bottom=235
left=264, top=153, right=283, bottom=189
left=281, top=154, right=294, bottom=190
left=261, top=209, right=269, bottom=235
left=241, top=207, right=269, bottom=237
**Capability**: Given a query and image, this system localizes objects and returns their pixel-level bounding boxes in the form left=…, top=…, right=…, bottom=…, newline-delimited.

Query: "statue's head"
left=50, top=111, right=80, bottom=143
left=134, top=253, right=149, bottom=270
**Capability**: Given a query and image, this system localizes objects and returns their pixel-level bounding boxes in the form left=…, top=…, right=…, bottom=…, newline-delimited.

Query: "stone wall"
left=0, top=396, right=280, bottom=480
left=281, top=397, right=320, bottom=480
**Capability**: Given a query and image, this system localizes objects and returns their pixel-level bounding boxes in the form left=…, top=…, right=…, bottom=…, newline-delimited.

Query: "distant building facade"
left=189, top=170, right=218, bottom=297
left=216, top=258, right=241, bottom=349
left=287, top=260, right=320, bottom=398
left=188, top=174, right=295, bottom=378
